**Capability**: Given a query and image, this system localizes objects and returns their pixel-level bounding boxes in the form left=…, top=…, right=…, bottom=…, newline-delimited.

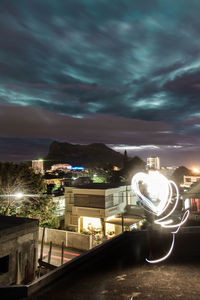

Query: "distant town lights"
left=71, top=166, right=84, bottom=171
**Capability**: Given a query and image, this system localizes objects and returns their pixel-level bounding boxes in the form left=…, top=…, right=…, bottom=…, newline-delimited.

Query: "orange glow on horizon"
left=193, top=168, right=200, bottom=174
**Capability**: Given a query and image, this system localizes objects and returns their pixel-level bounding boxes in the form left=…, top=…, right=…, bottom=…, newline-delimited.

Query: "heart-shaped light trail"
left=131, top=171, right=190, bottom=263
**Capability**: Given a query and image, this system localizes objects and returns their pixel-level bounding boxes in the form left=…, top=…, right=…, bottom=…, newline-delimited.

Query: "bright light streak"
left=131, top=171, right=190, bottom=263
left=15, top=193, right=23, bottom=199
left=146, top=233, right=175, bottom=264
left=0, top=194, right=40, bottom=198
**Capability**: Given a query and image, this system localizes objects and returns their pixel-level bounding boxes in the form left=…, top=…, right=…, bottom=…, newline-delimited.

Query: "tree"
left=0, top=162, right=58, bottom=227
left=123, top=150, right=129, bottom=168
left=103, top=163, right=123, bottom=184
left=121, top=156, right=146, bottom=183
left=172, top=166, right=191, bottom=186
left=19, top=194, right=59, bottom=228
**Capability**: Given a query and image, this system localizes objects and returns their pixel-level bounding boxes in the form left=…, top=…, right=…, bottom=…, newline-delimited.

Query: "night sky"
left=1, top=0, right=200, bottom=167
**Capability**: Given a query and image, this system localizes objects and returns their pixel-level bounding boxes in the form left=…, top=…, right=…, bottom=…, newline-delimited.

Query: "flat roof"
left=70, top=183, right=127, bottom=189
left=0, top=215, right=38, bottom=231
left=27, top=230, right=200, bottom=300
left=29, top=261, right=200, bottom=300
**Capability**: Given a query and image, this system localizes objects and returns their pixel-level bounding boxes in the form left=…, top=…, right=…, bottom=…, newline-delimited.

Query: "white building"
left=32, top=159, right=44, bottom=174
left=182, top=175, right=200, bottom=188
left=65, top=185, right=144, bottom=237
left=146, top=157, right=160, bottom=170
left=52, top=195, right=66, bottom=217
left=51, top=164, right=71, bottom=172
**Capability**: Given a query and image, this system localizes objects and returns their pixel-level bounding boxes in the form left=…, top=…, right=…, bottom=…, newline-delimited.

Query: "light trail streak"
left=0, top=194, right=40, bottom=197
left=43, top=247, right=80, bottom=257
left=146, top=233, right=175, bottom=264
left=131, top=171, right=190, bottom=263
left=43, top=253, right=71, bottom=262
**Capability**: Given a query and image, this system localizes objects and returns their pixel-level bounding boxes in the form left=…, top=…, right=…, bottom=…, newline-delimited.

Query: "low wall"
left=38, top=228, right=92, bottom=251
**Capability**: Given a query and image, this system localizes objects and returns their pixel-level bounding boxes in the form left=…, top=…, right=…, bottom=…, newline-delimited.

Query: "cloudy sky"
left=1, top=0, right=200, bottom=167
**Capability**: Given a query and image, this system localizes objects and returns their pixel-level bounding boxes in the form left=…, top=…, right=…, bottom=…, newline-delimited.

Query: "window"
left=70, top=215, right=78, bottom=225
left=106, top=194, right=114, bottom=208
left=185, top=178, right=191, bottom=182
left=0, top=255, right=9, bottom=274
left=119, top=192, right=123, bottom=204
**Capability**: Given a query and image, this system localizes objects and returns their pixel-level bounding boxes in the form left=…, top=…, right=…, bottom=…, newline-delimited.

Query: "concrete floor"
left=29, top=260, right=200, bottom=300
left=38, top=243, right=84, bottom=267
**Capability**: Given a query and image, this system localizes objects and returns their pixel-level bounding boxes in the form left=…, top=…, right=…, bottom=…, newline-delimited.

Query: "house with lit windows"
left=183, top=182, right=200, bottom=223
left=64, top=184, right=144, bottom=237
left=182, top=175, right=200, bottom=188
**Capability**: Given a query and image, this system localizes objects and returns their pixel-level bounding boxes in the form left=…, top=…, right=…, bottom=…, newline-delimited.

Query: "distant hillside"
left=45, top=141, right=124, bottom=168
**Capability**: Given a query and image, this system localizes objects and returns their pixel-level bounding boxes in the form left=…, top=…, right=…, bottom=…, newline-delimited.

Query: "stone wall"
left=0, top=217, right=39, bottom=286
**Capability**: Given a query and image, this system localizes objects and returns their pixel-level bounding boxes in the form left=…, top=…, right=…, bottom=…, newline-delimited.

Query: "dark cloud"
left=0, top=105, right=173, bottom=143
left=0, top=0, right=200, bottom=165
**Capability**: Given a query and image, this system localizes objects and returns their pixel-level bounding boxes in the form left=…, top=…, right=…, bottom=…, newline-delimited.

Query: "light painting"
left=131, top=171, right=190, bottom=263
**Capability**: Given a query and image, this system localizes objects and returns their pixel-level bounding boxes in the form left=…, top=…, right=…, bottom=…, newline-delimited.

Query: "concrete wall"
left=39, top=227, right=92, bottom=251
left=66, top=231, right=92, bottom=250
left=0, top=217, right=38, bottom=286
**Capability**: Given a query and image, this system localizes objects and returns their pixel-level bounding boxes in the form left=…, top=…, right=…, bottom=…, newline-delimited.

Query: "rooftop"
left=68, top=183, right=127, bottom=190
left=0, top=215, right=38, bottom=231
left=29, top=260, right=200, bottom=300
left=1, top=229, right=200, bottom=299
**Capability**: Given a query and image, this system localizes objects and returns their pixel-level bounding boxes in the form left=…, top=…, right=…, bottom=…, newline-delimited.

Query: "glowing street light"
left=15, top=193, right=24, bottom=199
left=131, top=171, right=190, bottom=263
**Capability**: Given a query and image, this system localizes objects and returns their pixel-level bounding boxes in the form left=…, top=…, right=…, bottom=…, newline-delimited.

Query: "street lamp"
left=15, top=193, right=24, bottom=199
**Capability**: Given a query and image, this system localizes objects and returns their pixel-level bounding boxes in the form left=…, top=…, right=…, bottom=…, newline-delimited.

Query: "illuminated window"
left=184, top=198, right=190, bottom=210
left=82, top=217, right=101, bottom=232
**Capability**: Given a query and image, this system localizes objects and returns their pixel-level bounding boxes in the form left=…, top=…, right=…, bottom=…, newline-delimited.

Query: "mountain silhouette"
left=45, top=141, right=123, bottom=168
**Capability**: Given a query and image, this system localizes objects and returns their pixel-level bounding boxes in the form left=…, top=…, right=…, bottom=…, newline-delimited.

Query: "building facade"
left=182, top=175, right=200, bottom=188
left=65, top=185, right=143, bottom=237
left=146, top=156, right=160, bottom=170
left=32, top=159, right=44, bottom=174
left=51, top=164, right=71, bottom=172
left=0, top=216, right=38, bottom=285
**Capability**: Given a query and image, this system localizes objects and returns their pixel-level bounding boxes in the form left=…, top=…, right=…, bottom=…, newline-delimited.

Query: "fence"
left=38, top=227, right=92, bottom=251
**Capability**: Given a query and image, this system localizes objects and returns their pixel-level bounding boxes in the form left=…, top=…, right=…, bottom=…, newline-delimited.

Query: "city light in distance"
left=192, top=168, right=200, bottom=173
